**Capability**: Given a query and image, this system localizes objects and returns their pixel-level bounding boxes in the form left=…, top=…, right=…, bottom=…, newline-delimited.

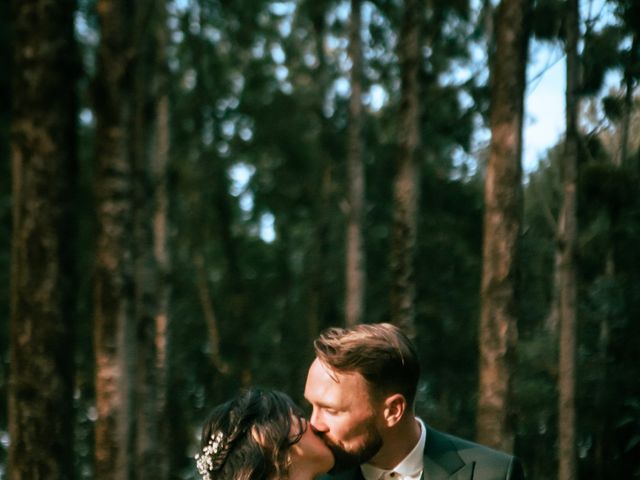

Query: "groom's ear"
left=382, top=393, right=407, bottom=427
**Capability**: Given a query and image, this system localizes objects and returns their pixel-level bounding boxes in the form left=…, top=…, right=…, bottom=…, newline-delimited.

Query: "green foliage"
left=519, top=131, right=640, bottom=477
left=521, top=152, right=561, bottom=333
left=531, top=0, right=564, bottom=41
left=612, top=0, right=640, bottom=39
left=414, top=169, right=483, bottom=439
left=580, top=161, right=636, bottom=217
left=581, top=25, right=624, bottom=95
left=602, top=94, right=625, bottom=121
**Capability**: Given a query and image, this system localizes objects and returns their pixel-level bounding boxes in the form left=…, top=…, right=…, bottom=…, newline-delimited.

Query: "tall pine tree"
left=9, top=0, right=77, bottom=477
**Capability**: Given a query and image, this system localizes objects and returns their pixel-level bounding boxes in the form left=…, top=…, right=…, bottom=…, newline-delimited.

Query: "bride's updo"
left=196, top=388, right=307, bottom=480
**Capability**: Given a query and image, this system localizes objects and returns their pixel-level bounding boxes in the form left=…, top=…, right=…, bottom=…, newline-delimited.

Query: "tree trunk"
left=151, top=81, right=171, bottom=479
left=476, top=0, right=529, bottom=453
left=194, top=254, right=229, bottom=373
left=390, top=0, right=420, bottom=336
left=307, top=1, right=333, bottom=338
left=619, top=34, right=638, bottom=168
left=593, top=251, right=613, bottom=479
left=131, top=1, right=171, bottom=478
left=94, top=1, right=136, bottom=478
left=308, top=162, right=332, bottom=337
left=557, top=0, right=580, bottom=477
left=9, top=1, right=77, bottom=477
left=345, top=0, right=366, bottom=326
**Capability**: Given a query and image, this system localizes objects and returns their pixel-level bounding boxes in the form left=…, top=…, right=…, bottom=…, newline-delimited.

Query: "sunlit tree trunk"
left=390, top=0, right=420, bottom=336
left=152, top=82, right=171, bottom=479
left=9, top=0, right=77, bottom=477
left=557, top=0, right=579, bottom=478
left=345, top=0, right=366, bottom=326
left=94, top=1, right=136, bottom=478
left=476, top=0, right=530, bottom=453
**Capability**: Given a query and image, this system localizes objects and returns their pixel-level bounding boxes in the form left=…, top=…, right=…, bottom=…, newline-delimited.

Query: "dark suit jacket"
left=325, top=425, right=524, bottom=480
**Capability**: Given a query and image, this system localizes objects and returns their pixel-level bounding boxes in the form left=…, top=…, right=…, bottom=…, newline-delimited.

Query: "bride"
left=196, top=388, right=334, bottom=480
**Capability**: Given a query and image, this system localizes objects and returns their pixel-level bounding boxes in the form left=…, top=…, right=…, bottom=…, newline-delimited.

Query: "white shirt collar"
left=361, top=418, right=427, bottom=480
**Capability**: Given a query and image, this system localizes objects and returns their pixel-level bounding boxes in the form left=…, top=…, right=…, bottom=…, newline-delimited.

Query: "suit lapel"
left=423, top=426, right=474, bottom=480
left=446, top=463, right=475, bottom=480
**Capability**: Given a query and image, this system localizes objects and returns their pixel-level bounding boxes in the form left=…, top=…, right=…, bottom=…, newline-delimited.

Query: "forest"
left=1, top=0, right=639, bottom=478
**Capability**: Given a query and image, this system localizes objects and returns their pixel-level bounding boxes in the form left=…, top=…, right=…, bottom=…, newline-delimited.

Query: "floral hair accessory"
left=195, top=431, right=225, bottom=479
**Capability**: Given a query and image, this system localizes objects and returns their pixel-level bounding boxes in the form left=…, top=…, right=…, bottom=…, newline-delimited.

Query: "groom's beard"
left=321, top=421, right=383, bottom=473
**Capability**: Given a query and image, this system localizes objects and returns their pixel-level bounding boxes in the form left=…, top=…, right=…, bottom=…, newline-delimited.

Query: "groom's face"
left=304, top=358, right=384, bottom=473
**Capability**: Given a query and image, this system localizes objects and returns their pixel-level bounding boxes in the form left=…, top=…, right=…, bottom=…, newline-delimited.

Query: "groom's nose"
left=309, top=409, right=328, bottom=433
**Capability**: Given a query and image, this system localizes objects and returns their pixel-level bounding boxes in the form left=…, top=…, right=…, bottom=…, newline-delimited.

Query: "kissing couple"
left=196, top=323, right=524, bottom=480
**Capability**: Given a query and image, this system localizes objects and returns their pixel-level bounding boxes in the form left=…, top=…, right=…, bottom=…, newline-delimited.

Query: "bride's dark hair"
left=197, top=388, right=307, bottom=480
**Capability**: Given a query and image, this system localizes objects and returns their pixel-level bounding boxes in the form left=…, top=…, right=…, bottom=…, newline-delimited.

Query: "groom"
left=304, top=323, right=524, bottom=480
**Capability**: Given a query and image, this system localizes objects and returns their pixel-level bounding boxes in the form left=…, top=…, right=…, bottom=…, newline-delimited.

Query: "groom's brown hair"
left=313, top=323, right=420, bottom=405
